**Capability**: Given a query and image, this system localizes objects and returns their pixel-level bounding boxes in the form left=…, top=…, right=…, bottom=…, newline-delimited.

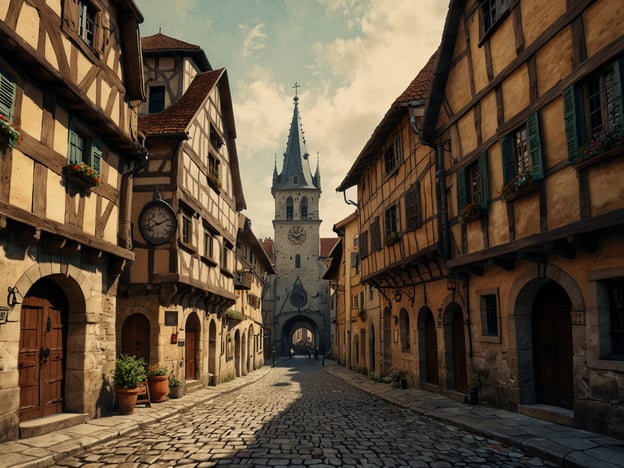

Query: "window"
left=370, top=217, right=382, bottom=252
left=221, top=241, right=233, bottom=272
left=400, top=308, right=410, bottom=351
left=295, top=254, right=301, bottom=268
left=607, top=279, right=624, bottom=357
left=286, top=197, right=293, bottom=220
left=384, top=203, right=400, bottom=245
left=405, top=182, right=421, bottom=231
left=457, top=152, right=490, bottom=213
left=148, top=86, right=165, bottom=113
left=501, top=112, right=544, bottom=183
left=300, top=197, right=308, bottom=219
left=481, top=0, right=509, bottom=33
left=210, top=124, right=224, bottom=150
left=351, top=252, right=360, bottom=272
left=68, top=121, right=102, bottom=175
left=359, top=230, right=369, bottom=259
left=208, top=154, right=220, bottom=190
left=78, top=1, right=96, bottom=47
left=0, top=69, right=17, bottom=120
left=383, top=134, right=402, bottom=175
left=203, top=227, right=214, bottom=260
left=181, top=214, right=192, bottom=245
left=564, top=57, right=624, bottom=162
left=482, top=295, right=498, bottom=336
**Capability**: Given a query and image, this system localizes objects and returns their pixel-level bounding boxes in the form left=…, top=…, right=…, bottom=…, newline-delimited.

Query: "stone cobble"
left=52, top=359, right=556, bottom=467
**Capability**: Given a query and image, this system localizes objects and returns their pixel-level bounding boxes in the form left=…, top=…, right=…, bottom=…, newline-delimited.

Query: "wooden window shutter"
left=478, top=152, right=490, bottom=210
left=610, top=57, right=624, bottom=128
left=457, top=167, right=467, bottom=211
left=371, top=217, right=381, bottom=251
left=563, top=86, right=584, bottom=162
left=67, top=121, right=82, bottom=164
left=0, top=71, right=16, bottom=119
left=500, top=135, right=514, bottom=184
left=90, top=138, right=102, bottom=174
left=63, top=0, right=80, bottom=33
left=526, top=112, right=544, bottom=180
left=359, top=230, right=369, bottom=258
left=405, top=182, right=421, bottom=231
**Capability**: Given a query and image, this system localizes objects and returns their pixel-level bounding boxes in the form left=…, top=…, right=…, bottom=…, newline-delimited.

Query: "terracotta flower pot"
left=115, top=387, right=140, bottom=415
left=148, top=374, right=169, bottom=402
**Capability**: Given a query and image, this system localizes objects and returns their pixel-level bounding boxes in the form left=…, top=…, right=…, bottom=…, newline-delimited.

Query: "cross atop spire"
left=292, top=82, right=300, bottom=97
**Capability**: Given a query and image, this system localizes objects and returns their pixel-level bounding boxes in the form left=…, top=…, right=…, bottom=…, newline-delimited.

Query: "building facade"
left=0, top=0, right=145, bottom=441
left=117, top=33, right=247, bottom=388
left=419, top=0, right=624, bottom=437
left=264, top=95, right=331, bottom=357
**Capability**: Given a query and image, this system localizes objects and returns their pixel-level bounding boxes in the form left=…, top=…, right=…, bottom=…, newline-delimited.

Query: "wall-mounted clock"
left=288, top=225, right=306, bottom=245
left=138, top=195, right=177, bottom=245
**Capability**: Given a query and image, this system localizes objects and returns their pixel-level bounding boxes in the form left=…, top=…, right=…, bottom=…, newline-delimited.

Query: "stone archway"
left=280, top=315, right=321, bottom=357
left=507, top=265, right=584, bottom=409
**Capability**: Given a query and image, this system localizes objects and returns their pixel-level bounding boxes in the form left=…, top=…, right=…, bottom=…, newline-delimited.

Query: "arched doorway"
left=234, top=330, right=241, bottom=377
left=208, top=319, right=217, bottom=385
left=532, top=282, right=573, bottom=408
left=419, top=307, right=439, bottom=385
left=368, top=323, right=376, bottom=375
left=185, top=313, right=200, bottom=381
left=18, top=278, right=68, bottom=422
left=121, top=313, right=150, bottom=364
left=450, top=304, right=468, bottom=393
left=248, top=325, right=255, bottom=372
left=383, top=308, right=392, bottom=376
left=241, top=330, right=248, bottom=376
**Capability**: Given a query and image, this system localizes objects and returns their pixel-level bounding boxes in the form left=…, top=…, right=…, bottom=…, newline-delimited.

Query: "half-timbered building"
left=337, top=52, right=470, bottom=393
left=117, top=33, right=247, bottom=389
left=421, top=0, right=624, bottom=437
left=229, top=214, right=275, bottom=377
left=0, top=0, right=146, bottom=441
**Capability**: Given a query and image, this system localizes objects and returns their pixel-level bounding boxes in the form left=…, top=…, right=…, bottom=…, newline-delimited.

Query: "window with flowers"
left=500, top=112, right=544, bottom=200
left=67, top=120, right=102, bottom=187
left=564, top=57, right=624, bottom=164
left=0, top=69, right=20, bottom=150
left=457, top=152, right=490, bottom=222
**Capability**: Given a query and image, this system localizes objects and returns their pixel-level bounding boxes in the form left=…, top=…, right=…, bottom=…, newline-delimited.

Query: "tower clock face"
left=287, top=225, right=306, bottom=245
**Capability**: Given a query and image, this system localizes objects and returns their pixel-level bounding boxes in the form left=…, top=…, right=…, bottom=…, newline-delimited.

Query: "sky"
left=134, top=0, right=448, bottom=241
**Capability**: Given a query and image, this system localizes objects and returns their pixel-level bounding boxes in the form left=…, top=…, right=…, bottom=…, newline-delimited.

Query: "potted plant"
left=390, top=368, right=406, bottom=388
left=501, top=172, right=536, bottom=201
left=459, top=202, right=484, bottom=224
left=0, top=114, right=21, bottom=152
left=112, top=354, right=147, bottom=415
left=168, top=374, right=184, bottom=399
left=65, top=162, right=101, bottom=188
left=147, top=362, right=169, bottom=402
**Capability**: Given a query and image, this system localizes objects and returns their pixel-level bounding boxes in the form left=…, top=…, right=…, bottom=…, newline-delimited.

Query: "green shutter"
left=67, top=120, right=82, bottom=164
left=526, top=112, right=544, bottom=180
left=478, top=152, right=490, bottom=210
left=0, top=71, right=16, bottom=119
left=611, top=57, right=624, bottom=128
left=500, top=136, right=514, bottom=183
left=563, top=86, right=584, bottom=162
left=457, top=167, right=467, bottom=211
left=90, top=138, right=102, bottom=174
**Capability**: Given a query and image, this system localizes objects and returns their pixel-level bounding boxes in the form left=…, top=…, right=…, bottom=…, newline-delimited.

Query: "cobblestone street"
left=54, top=359, right=555, bottom=467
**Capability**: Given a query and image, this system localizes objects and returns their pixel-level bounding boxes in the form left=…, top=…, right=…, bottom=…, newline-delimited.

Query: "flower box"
left=0, top=115, right=21, bottom=152
left=65, top=162, right=101, bottom=188
left=385, top=232, right=401, bottom=246
left=572, top=146, right=622, bottom=170
left=459, top=202, right=485, bottom=224
left=571, top=126, right=624, bottom=168
left=501, top=173, right=537, bottom=202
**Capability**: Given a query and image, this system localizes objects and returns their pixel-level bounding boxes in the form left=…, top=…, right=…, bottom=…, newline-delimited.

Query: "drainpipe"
left=119, top=146, right=148, bottom=249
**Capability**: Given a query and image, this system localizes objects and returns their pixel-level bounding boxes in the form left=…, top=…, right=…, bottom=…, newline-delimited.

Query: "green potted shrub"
left=147, top=362, right=170, bottom=402
left=168, top=374, right=184, bottom=399
left=113, top=354, right=146, bottom=414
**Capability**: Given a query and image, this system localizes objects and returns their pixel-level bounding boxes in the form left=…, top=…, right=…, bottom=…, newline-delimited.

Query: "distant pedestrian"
left=289, top=347, right=294, bottom=359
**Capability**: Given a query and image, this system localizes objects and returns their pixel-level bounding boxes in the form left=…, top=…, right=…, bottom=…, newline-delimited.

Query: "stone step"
left=184, top=380, right=203, bottom=394
left=19, top=413, right=89, bottom=439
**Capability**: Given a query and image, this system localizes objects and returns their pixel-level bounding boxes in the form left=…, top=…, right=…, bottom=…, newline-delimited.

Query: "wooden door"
left=532, top=283, right=574, bottom=409
left=425, top=311, right=439, bottom=385
left=185, top=314, right=199, bottom=380
left=121, top=314, right=150, bottom=364
left=18, top=287, right=66, bottom=422
left=452, top=309, right=468, bottom=393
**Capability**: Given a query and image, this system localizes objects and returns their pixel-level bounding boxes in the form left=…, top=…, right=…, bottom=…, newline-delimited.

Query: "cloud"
left=240, top=23, right=268, bottom=58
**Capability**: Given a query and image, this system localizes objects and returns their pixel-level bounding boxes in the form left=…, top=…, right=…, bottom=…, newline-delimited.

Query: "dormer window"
left=148, top=85, right=165, bottom=113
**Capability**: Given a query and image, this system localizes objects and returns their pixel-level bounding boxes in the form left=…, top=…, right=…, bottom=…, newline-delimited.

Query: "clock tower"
left=265, top=92, right=329, bottom=356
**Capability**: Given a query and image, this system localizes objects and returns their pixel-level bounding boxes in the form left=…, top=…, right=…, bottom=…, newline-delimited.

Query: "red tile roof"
left=139, top=68, right=224, bottom=135
left=336, top=50, right=438, bottom=191
left=141, top=33, right=201, bottom=51
left=320, top=237, right=340, bottom=258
